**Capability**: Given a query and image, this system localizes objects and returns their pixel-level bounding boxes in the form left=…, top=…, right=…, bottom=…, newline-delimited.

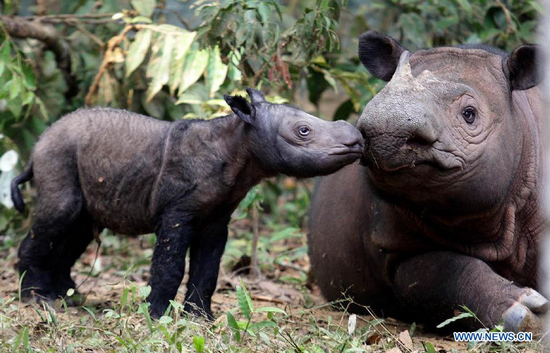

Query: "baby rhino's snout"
left=332, top=120, right=364, bottom=153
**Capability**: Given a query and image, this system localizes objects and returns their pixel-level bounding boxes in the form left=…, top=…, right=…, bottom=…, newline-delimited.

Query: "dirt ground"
left=0, top=233, right=483, bottom=353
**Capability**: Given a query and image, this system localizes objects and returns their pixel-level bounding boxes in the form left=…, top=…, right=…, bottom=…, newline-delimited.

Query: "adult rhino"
left=308, top=31, right=547, bottom=332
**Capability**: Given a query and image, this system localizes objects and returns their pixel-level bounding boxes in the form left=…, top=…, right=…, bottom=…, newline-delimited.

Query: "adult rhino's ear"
left=245, top=88, right=266, bottom=104
left=505, top=44, right=541, bottom=90
left=358, top=31, right=408, bottom=82
left=224, top=94, right=255, bottom=125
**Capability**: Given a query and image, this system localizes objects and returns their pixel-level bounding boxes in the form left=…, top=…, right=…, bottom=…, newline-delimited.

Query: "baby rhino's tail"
left=11, top=162, right=34, bottom=213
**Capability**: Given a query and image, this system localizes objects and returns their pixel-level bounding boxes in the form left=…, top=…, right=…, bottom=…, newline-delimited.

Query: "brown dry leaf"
left=366, top=332, right=382, bottom=345
left=398, top=330, right=414, bottom=350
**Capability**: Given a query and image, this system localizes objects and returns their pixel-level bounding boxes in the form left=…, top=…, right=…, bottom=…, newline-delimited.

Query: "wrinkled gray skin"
left=308, top=32, right=547, bottom=333
left=12, top=88, right=363, bottom=319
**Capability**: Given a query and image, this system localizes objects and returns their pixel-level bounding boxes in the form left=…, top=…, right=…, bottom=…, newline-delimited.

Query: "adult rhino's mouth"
left=361, top=143, right=463, bottom=172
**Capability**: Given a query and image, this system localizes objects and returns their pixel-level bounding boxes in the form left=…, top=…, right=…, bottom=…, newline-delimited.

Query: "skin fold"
left=308, top=32, right=547, bottom=333
left=12, top=88, right=363, bottom=319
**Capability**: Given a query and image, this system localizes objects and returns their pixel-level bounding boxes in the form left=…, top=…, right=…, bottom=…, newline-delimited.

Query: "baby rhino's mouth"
left=329, top=143, right=364, bottom=156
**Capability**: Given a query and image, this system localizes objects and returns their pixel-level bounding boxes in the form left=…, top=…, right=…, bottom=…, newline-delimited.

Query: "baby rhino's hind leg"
left=18, top=180, right=88, bottom=304
left=51, top=211, right=96, bottom=304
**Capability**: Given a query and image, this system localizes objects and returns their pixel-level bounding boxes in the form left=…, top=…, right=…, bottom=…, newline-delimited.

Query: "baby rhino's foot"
left=502, top=289, right=548, bottom=334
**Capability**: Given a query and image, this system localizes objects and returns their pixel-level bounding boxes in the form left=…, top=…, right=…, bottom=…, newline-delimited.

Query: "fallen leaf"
left=399, top=329, right=414, bottom=350
left=348, top=314, right=357, bottom=335
left=366, top=333, right=382, bottom=345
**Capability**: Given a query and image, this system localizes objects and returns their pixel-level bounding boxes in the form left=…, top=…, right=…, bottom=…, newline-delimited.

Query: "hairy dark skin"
left=308, top=32, right=547, bottom=333
left=12, top=88, right=363, bottom=319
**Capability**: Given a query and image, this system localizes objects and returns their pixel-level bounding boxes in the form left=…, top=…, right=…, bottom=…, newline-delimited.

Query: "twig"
left=252, top=58, right=272, bottom=87
left=85, top=24, right=135, bottom=105
left=0, top=15, right=74, bottom=91
left=74, top=21, right=105, bottom=47
left=495, top=0, right=515, bottom=35
left=250, top=205, right=260, bottom=274
left=250, top=294, right=287, bottom=305
left=167, top=9, right=191, bottom=30
left=36, top=18, right=117, bottom=25
left=22, top=13, right=116, bottom=19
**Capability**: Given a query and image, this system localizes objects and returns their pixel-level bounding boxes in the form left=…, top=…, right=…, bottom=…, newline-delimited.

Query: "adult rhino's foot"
left=502, top=289, right=548, bottom=334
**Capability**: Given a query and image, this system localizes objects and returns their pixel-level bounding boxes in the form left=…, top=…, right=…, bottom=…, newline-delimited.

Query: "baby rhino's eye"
left=298, top=126, right=311, bottom=136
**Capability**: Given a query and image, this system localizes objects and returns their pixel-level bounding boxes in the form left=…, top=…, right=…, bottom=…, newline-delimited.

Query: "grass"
left=0, top=180, right=546, bottom=352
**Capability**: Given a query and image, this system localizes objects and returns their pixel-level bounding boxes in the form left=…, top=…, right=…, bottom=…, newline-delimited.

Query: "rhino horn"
left=391, top=50, right=412, bottom=81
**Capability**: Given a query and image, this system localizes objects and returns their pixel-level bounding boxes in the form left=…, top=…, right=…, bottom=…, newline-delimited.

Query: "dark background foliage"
left=0, top=0, right=540, bottom=277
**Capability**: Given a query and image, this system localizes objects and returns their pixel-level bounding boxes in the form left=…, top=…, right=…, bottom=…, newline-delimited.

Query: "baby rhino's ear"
left=224, top=94, right=256, bottom=125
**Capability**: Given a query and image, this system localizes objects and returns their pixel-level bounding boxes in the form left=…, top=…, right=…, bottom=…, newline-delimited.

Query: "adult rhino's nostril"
left=404, top=131, right=436, bottom=148
left=405, top=135, right=429, bottom=148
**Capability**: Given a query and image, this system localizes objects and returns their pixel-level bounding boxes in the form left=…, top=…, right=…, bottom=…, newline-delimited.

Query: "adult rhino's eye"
left=462, top=107, right=476, bottom=124
left=298, top=126, right=311, bottom=137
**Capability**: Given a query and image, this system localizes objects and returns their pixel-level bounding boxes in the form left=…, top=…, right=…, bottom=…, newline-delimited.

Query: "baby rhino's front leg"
left=393, top=252, right=548, bottom=333
left=147, top=212, right=195, bottom=318
left=184, top=215, right=231, bottom=320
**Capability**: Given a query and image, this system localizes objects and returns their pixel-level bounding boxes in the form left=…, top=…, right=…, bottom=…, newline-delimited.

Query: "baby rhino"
left=12, top=88, right=363, bottom=319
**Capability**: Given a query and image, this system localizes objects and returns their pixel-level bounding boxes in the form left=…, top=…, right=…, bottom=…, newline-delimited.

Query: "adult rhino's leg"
left=183, top=214, right=231, bottom=320
left=308, top=164, right=399, bottom=315
left=393, top=251, right=548, bottom=332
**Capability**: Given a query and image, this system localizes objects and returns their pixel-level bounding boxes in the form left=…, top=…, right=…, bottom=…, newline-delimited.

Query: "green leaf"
left=192, top=335, right=205, bottom=353
left=146, top=34, right=175, bottom=102
left=257, top=2, right=271, bottom=23
left=22, top=64, right=36, bottom=90
left=21, top=91, right=35, bottom=106
left=175, top=93, right=203, bottom=105
left=168, top=31, right=197, bottom=95
left=9, top=79, right=20, bottom=100
left=141, top=90, right=166, bottom=119
left=436, top=312, right=474, bottom=328
left=82, top=306, right=97, bottom=320
left=121, top=288, right=129, bottom=307
left=249, top=320, right=278, bottom=331
left=1, top=42, right=10, bottom=61
left=31, top=116, right=48, bottom=134
left=333, top=99, right=355, bottom=121
left=158, top=316, right=173, bottom=324
left=424, top=342, right=437, bottom=353
left=35, top=97, right=49, bottom=120
left=0, top=61, right=5, bottom=78
left=131, top=0, right=156, bottom=17
left=226, top=311, right=243, bottom=342
left=178, top=47, right=209, bottom=94
left=226, top=311, right=240, bottom=330
left=435, top=16, right=459, bottom=31
left=125, top=29, right=153, bottom=78
left=236, top=285, right=252, bottom=320
left=139, top=285, right=152, bottom=299
left=205, top=45, right=228, bottom=98
left=456, top=0, right=472, bottom=15
left=7, top=95, right=22, bottom=118
left=130, top=16, right=153, bottom=24
left=270, top=227, right=301, bottom=242
left=255, top=306, right=286, bottom=315
left=238, top=185, right=262, bottom=211
left=137, top=303, right=153, bottom=332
